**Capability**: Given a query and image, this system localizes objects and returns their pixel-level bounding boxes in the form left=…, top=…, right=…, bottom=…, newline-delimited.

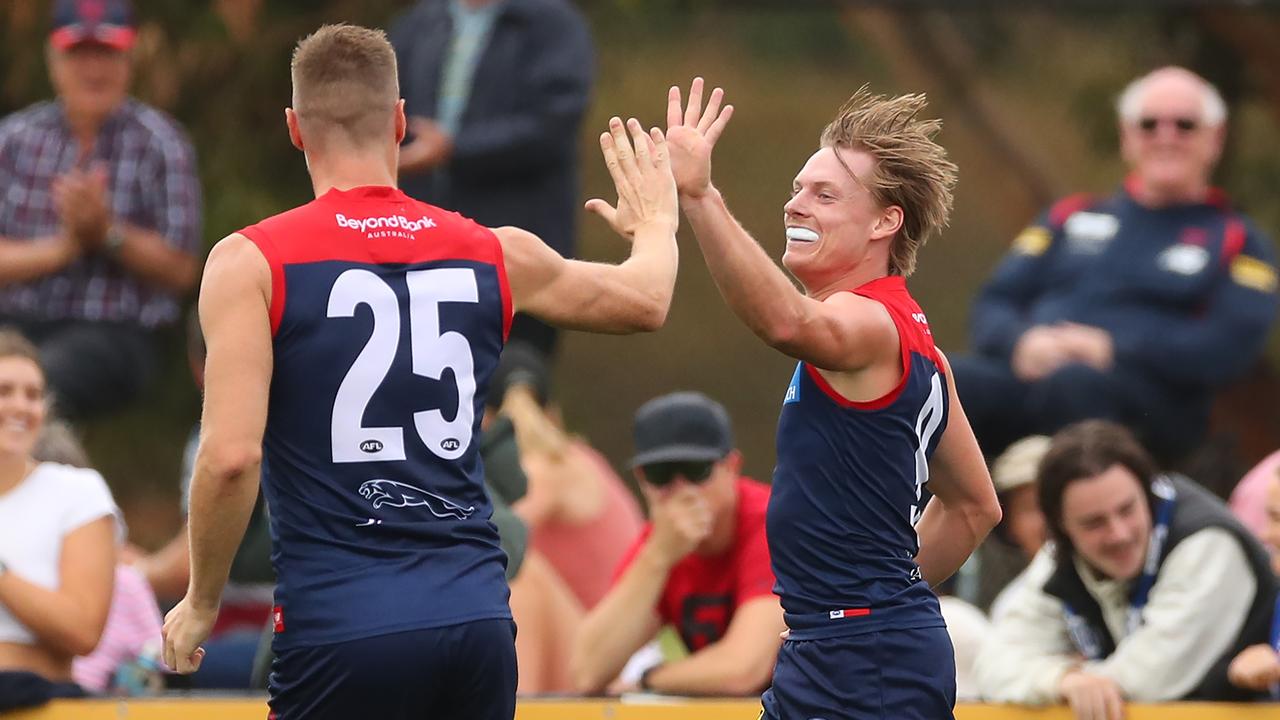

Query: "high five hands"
left=665, top=77, right=734, bottom=200
left=585, top=117, right=678, bottom=240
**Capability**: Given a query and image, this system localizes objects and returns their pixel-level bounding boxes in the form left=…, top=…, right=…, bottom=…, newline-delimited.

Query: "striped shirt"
left=72, top=564, right=164, bottom=693
left=0, top=98, right=201, bottom=328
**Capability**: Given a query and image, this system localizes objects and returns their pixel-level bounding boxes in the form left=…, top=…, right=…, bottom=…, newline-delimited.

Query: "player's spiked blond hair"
left=291, top=24, right=399, bottom=147
left=820, top=87, right=957, bottom=277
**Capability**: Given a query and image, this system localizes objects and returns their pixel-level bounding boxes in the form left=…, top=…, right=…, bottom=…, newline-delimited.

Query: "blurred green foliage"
left=1, top=1, right=1277, bottom=542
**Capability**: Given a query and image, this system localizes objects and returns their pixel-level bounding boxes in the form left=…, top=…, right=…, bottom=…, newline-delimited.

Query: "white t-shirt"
left=0, top=462, right=122, bottom=645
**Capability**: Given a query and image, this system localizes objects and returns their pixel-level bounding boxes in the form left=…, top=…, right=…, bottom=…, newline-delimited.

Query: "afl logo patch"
left=360, top=440, right=384, bottom=454
left=441, top=438, right=461, bottom=452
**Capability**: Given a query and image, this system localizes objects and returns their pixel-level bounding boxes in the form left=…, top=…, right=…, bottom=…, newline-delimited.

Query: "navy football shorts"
left=268, top=618, right=517, bottom=720
left=760, top=626, right=956, bottom=720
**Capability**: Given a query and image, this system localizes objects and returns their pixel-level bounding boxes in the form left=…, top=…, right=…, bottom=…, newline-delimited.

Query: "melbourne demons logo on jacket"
left=357, top=479, right=475, bottom=519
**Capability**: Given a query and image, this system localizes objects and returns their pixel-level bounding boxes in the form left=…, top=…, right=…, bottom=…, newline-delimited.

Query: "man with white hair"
left=951, top=66, right=1278, bottom=464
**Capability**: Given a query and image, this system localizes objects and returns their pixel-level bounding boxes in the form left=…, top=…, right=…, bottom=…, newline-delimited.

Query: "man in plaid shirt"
left=0, top=0, right=201, bottom=420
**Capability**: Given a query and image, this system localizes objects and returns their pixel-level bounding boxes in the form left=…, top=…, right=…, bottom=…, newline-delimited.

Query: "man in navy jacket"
left=389, top=0, right=594, bottom=357
left=952, top=67, right=1277, bottom=463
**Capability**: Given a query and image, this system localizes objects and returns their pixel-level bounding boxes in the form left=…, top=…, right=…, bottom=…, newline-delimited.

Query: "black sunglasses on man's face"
left=1137, top=116, right=1198, bottom=134
left=640, top=460, right=716, bottom=488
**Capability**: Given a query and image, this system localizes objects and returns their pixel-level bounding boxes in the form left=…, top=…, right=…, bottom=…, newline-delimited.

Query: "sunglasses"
left=1137, top=116, right=1198, bottom=134
left=640, top=460, right=716, bottom=488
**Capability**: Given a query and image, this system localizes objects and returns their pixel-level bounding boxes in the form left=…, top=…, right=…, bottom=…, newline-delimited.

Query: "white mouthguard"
left=785, top=227, right=820, bottom=242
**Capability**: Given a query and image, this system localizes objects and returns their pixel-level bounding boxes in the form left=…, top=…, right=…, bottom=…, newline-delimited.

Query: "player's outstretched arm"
left=914, top=352, right=1001, bottom=587
left=163, top=234, right=273, bottom=674
left=500, top=117, right=678, bottom=334
left=669, top=79, right=889, bottom=369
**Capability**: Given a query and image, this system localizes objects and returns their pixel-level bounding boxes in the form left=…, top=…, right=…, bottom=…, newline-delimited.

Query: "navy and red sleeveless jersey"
left=769, top=276, right=948, bottom=640
left=238, top=185, right=513, bottom=649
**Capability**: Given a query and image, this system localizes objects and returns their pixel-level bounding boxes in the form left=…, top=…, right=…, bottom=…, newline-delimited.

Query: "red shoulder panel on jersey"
left=239, top=189, right=513, bottom=338
left=1221, top=217, right=1247, bottom=268
left=237, top=225, right=286, bottom=335
left=806, top=278, right=943, bottom=411
left=1047, top=192, right=1097, bottom=228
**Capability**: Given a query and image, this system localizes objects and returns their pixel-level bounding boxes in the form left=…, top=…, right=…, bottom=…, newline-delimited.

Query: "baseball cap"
left=991, top=435, right=1052, bottom=494
left=51, top=0, right=136, bottom=52
left=630, top=392, right=733, bottom=468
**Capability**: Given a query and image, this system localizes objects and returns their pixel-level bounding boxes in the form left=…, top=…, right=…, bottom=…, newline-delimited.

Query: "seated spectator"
left=571, top=392, right=783, bottom=696
left=29, top=418, right=164, bottom=696
left=1231, top=450, right=1280, bottom=543
left=975, top=420, right=1278, bottom=719
left=494, top=342, right=645, bottom=610
left=972, top=435, right=1051, bottom=616
left=0, top=330, right=118, bottom=711
left=72, top=565, right=162, bottom=696
left=952, top=67, right=1278, bottom=464
left=0, top=0, right=201, bottom=421
left=1227, top=466, right=1280, bottom=696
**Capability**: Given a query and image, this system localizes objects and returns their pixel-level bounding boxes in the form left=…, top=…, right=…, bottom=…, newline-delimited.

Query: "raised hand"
left=585, top=117, right=677, bottom=240
left=398, top=116, right=453, bottom=177
left=665, top=77, right=734, bottom=199
left=646, top=485, right=713, bottom=567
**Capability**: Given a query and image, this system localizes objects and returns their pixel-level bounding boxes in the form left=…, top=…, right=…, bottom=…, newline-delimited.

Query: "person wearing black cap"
left=570, top=392, right=784, bottom=696
left=0, top=0, right=201, bottom=420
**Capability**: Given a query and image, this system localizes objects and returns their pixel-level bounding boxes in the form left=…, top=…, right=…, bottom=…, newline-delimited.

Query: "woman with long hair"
left=0, top=329, right=118, bottom=709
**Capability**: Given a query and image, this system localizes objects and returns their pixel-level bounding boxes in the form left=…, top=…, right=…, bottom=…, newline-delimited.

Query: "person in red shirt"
left=571, top=392, right=784, bottom=696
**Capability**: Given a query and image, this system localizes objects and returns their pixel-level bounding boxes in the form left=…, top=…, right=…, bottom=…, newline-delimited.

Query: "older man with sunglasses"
left=571, top=392, right=783, bottom=696
left=951, top=66, right=1278, bottom=465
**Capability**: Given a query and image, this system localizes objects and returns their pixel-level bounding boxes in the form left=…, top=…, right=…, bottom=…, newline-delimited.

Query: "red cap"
left=50, top=0, right=136, bottom=51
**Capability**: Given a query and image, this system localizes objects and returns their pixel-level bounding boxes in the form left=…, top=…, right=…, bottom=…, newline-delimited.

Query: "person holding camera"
left=570, top=392, right=783, bottom=696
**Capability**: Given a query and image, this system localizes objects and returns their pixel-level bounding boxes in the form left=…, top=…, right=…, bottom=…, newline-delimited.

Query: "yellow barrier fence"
left=7, top=698, right=1280, bottom=719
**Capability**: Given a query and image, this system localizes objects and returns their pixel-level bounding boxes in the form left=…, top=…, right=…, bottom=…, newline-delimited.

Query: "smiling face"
left=48, top=42, right=131, bottom=121
left=1119, top=70, right=1224, bottom=202
left=781, top=146, right=902, bottom=295
left=1060, top=464, right=1153, bottom=581
left=0, top=356, right=47, bottom=462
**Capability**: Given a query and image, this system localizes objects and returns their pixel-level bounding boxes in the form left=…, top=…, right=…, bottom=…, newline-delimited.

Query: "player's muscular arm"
left=668, top=80, right=894, bottom=371
left=681, top=192, right=897, bottom=371
left=500, top=118, right=678, bottom=334
left=914, top=351, right=1001, bottom=586
left=642, top=595, right=783, bottom=696
left=164, top=234, right=273, bottom=674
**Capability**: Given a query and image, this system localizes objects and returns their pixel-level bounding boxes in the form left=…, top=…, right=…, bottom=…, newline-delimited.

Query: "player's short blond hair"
left=820, top=87, right=957, bottom=277
left=290, top=24, right=399, bottom=147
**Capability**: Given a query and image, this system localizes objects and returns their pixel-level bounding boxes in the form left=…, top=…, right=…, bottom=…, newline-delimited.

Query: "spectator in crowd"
left=952, top=66, right=1278, bottom=464
left=29, top=419, right=164, bottom=697
left=976, top=420, right=1278, bottom=718
left=0, top=330, right=118, bottom=710
left=389, top=0, right=593, bottom=358
left=0, top=0, right=201, bottom=420
left=126, top=311, right=270, bottom=689
left=970, top=435, right=1051, bottom=615
left=1227, top=465, right=1280, bottom=696
left=571, top=392, right=783, bottom=696
left=493, top=342, right=645, bottom=611
left=1231, top=450, right=1280, bottom=543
